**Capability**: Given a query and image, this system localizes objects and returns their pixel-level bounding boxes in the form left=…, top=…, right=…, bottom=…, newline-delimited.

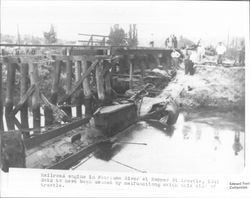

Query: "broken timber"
left=24, top=117, right=91, bottom=150
left=10, top=85, right=35, bottom=117
left=40, top=93, right=70, bottom=123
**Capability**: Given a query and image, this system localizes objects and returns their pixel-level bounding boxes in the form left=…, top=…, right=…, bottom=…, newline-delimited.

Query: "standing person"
left=173, top=35, right=178, bottom=48
left=168, top=35, right=173, bottom=49
left=149, top=41, right=154, bottom=47
left=216, top=42, right=226, bottom=65
left=165, top=37, right=170, bottom=48
left=197, top=41, right=205, bottom=62
left=184, top=50, right=195, bottom=75
left=171, top=49, right=181, bottom=69
left=238, top=41, right=245, bottom=66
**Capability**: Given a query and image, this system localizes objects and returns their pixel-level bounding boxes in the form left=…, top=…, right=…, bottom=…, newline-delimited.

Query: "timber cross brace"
left=0, top=53, right=118, bottom=134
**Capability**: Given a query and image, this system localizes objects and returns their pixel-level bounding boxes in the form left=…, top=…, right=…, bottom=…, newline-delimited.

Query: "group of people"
left=215, top=41, right=245, bottom=66
left=165, top=35, right=178, bottom=49
left=170, top=48, right=195, bottom=75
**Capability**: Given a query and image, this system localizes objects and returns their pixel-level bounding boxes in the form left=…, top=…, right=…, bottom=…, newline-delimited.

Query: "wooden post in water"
left=95, top=60, right=105, bottom=103
left=81, top=57, right=92, bottom=117
left=75, top=60, right=83, bottom=117
left=0, top=62, right=3, bottom=131
left=20, top=62, right=29, bottom=137
left=63, top=57, right=72, bottom=117
left=4, top=58, right=16, bottom=130
left=44, top=59, right=61, bottom=126
left=29, top=62, right=40, bottom=133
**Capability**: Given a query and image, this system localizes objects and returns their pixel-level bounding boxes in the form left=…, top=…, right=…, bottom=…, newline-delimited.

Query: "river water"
left=2, top=106, right=245, bottom=174
left=73, top=109, right=245, bottom=174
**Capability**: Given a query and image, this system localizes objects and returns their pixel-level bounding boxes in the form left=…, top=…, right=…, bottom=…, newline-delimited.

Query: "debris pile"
left=160, top=65, right=245, bottom=110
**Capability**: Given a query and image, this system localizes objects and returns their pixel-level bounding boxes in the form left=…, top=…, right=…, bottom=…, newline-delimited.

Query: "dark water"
left=73, top=109, right=245, bottom=174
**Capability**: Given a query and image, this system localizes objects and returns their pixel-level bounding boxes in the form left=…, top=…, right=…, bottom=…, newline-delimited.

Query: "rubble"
left=160, top=65, right=245, bottom=111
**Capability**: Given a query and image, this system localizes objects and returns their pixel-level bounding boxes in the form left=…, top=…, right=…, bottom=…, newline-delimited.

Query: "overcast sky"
left=1, top=0, right=249, bottom=47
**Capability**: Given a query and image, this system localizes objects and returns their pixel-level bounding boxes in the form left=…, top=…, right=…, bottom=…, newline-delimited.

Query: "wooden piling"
left=129, top=60, right=133, bottom=89
left=95, top=61, right=105, bottom=103
left=29, top=62, right=40, bottom=133
left=0, top=62, right=3, bottom=131
left=139, top=57, right=145, bottom=80
left=123, top=55, right=130, bottom=74
left=162, top=52, right=168, bottom=71
left=20, top=63, right=29, bottom=137
left=51, top=60, right=61, bottom=103
left=44, top=60, right=61, bottom=126
left=154, top=54, right=161, bottom=66
left=5, top=59, right=16, bottom=130
left=104, top=61, right=112, bottom=101
left=75, top=60, right=83, bottom=117
left=62, top=57, right=72, bottom=117
left=81, top=57, right=92, bottom=117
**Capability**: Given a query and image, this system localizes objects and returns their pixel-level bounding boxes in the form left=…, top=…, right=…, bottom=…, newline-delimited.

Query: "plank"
left=24, top=117, right=91, bottom=150
left=48, top=142, right=98, bottom=169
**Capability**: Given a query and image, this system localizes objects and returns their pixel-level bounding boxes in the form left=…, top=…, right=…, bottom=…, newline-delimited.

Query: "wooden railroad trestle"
left=0, top=47, right=173, bottom=142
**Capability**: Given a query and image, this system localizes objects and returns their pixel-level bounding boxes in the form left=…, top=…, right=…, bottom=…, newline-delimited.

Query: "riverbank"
left=160, top=65, right=245, bottom=112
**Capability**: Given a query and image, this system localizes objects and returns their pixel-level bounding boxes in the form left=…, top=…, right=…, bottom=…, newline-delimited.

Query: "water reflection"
left=213, top=130, right=221, bottom=151
left=146, top=119, right=175, bottom=137
left=233, top=131, right=243, bottom=155
left=76, top=109, right=245, bottom=174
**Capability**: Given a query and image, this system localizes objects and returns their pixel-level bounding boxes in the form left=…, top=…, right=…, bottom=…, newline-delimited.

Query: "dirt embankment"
left=159, top=65, right=245, bottom=111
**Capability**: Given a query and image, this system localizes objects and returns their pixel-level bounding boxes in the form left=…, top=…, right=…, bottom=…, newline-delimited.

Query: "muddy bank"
left=159, top=65, right=245, bottom=111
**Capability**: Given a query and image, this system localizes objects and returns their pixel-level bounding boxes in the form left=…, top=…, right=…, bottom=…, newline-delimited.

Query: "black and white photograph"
left=0, top=0, right=249, bottom=197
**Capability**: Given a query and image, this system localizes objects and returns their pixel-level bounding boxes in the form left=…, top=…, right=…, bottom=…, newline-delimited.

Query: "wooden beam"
left=104, top=62, right=112, bottom=100
left=20, top=63, right=29, bottom=137
left=29, top=62, right=40, bottom=133
left=10, top=85, right=35, bottom=116
left=48, top=142, right=98, bottom=169
left=58, top=60, right=98, bottom=104
left=24, top=117, right=91, bottom=150
left=95, top=61, right=105, bottom=101
left=62, top=57, right=72, bottom=117
left=114, top=48, right=173, bottom=56
left=75, top=60, right=83, bottom=117
left=5, top=60, right=16, bottom=130
left=40, top=93, right=70, bottom=123
left=139, top=58, right=145, bottom=80
left=0, top=62, right=3, bottom=131
left=44, top=60, right=61, bottom=126
left=78, top=33, right=109, bottom=38
left=82, top=58, right=92, bottom=117
left=0, top=43, right=117, bottom=48
left=129, top=61, right=133, bottom=89
left=82, top=58, right=92, bottom=98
